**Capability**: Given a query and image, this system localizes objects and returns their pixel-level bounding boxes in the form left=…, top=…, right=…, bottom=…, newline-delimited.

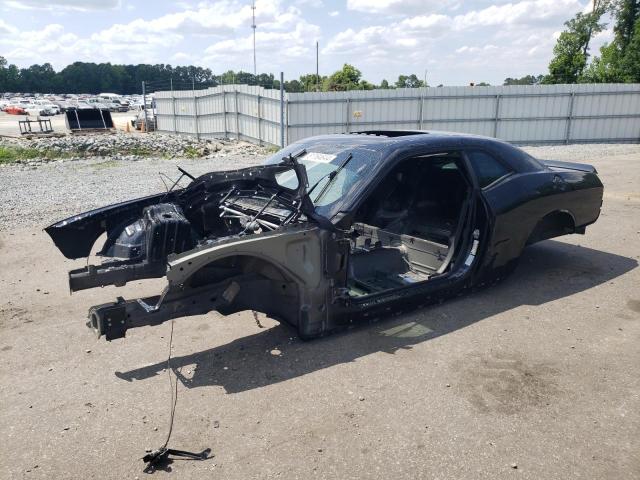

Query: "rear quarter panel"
left=480, top=169, right=603, bottom=270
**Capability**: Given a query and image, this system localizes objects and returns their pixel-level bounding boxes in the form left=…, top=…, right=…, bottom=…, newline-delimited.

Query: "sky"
left=0, top=0, right=614, bottom=86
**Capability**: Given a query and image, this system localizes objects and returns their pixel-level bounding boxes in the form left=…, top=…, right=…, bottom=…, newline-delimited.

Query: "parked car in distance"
left=4, top=105, right=27, bottom=115
left=45, top=131, right=605, bottom=342
left=53, top=101, right=75, bottom=112
left=113, top=99, right=130, bottom=112
left=85, top=98, right=112, bottom=111
left=40, top=103, right=61, bottom=115
left=117, top=99, right=131, bottom=111
left=73, top=101, right=96, bottom=110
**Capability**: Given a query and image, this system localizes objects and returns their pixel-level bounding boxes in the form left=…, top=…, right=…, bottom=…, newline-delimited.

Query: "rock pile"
left=1, top=131, right=269, bottom=164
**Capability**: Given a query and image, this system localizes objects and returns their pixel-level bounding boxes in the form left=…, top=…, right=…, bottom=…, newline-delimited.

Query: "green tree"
left=357, top=80, right=375, bottom=90
left=299, top=74, right=324, bottom=91
left=545, top=1, right=609, bottom=83
left=379, top=79, right=391, bottom=89
left=395, top=74, right=425, bottom=88
left=0, top=58, right=383, bottom=94
left=284, top=79, right=304, bottom=92
left=323, top=64, right=362, bottom=91
left=619, top=17, right=640, bottom=79
left=503, top=74, right=544, bottom=85
left=582, top=0, right=640, bottom=82
left=18, top=63, right=57, bottom=93
left=614, top=0, right=640, bottom=46
left=255, top=73, right=276, bottom=88
left=0, top=56, right=21, bottom=92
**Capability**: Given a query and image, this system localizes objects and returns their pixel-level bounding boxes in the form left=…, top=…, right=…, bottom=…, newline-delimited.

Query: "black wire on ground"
left=162, top=320, right=178, bottom=449
left=140, top=320, right=211, bottom=473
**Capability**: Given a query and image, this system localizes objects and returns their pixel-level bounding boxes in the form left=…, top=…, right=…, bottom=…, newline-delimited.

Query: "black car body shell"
left=45, top=131, right=604, bottom=340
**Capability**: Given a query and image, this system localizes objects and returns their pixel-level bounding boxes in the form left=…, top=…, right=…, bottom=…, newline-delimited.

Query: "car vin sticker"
left=304, top=152, right=337, bottom=163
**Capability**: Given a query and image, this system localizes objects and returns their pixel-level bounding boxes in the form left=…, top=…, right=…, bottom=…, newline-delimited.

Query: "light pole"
left=251, top=1, right=257, bottom=76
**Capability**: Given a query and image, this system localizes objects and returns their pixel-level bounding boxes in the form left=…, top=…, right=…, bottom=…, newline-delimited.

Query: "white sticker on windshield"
left=303, top=152, right=336, bottom=163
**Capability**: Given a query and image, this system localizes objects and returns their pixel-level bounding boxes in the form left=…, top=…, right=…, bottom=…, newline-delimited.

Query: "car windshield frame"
left=264, top=142, right=380, bottom=219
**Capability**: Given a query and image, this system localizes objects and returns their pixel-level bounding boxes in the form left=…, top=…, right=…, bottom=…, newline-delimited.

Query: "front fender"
left=44, top=192, right=169, bottom=259
left=167, top=225, right=324, bottom=290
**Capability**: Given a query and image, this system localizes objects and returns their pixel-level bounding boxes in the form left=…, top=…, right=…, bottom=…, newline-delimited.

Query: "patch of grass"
left=124, top=146, right=153, bottom=157
left=91, top=159, right=121, bottom=169
left=183, top=145, right=200, bottom=158
left=0, top=145, right=43, bottom=164
left=0, top=145, right=80, bottom=164
left=265, top=145, right=280, bottom=153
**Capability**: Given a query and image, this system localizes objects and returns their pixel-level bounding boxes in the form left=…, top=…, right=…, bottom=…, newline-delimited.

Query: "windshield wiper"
left=307, top=153, right=353, bottom=204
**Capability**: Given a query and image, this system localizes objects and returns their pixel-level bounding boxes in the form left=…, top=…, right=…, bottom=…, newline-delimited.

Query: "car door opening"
left=346, top=152, right=472, bottom=297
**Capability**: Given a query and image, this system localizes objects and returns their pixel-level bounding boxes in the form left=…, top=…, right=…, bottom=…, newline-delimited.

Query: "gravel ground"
left=0, top=135, right=269, bottom=229
left=0, top=141, right=639, bottom=479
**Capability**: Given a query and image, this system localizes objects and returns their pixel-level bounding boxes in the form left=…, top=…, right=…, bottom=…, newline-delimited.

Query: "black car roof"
left=307, top=130, right=504, bottom=148
left=292, top=131, right=543, bottom=172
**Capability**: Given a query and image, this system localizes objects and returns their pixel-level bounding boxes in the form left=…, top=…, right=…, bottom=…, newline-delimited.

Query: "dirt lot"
left=0, top=143, right=639, bottom=479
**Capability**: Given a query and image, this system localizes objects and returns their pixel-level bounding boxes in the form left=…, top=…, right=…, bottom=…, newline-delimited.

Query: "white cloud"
left=400, top=14, right=452, bottom=31
left=2, top=0, right=120, bottom=10
left=455, top=44, right=498, bottom=54
left=204, top=19, right=320, bottom=63
left=89, top=0, right=304, bottom=43
left=294, top=0, right=323, bottom=6
left=90, top=19, right=183, bottom=48
left=0, top=0, right=596, bottom=85
left=0, top=0, right=320, bottom=69
left=324, top=0, right=586, bottom=84
left=0, top=19, right=18, bottom=35
left=171, top=52, right=196, bottom=62
left=323, top=14, right=451, bottom=57
left=452, top=0, right=583, bottom=30
left=1, top=24, right=80, bottom=64
left=347, top=0, right=451, bottom=15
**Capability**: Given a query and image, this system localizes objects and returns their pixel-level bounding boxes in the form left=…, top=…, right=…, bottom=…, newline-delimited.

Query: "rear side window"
left=467, top=151, right=512, bottom=188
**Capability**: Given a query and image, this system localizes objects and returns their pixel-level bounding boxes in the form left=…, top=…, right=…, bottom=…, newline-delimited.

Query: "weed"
left=183, top=145, right=200, bottom=158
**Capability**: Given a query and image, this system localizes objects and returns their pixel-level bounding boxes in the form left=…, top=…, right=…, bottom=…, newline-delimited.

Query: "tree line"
left=0, top=58, right=430, bottom=94
left=1, top=0, right=638, bottom=94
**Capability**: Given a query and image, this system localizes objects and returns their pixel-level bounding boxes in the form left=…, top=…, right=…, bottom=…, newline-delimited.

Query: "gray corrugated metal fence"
left=155, top=84, right=282, bottom=146
left=155, top=83, right=640, bottom=146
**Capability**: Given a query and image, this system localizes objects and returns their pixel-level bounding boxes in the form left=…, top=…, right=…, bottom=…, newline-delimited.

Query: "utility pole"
left=141, top=80, right=147, bottom=132
left=192, top=76, right=199, bottom=140
left=316, top=41, right=319, bottom=92
left=279, top=72, right=285, bottom=147
left=251, top=1, right=257, bottom=76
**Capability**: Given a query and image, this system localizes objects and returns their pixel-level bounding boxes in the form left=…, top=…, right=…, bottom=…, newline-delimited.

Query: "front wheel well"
left=526, top=210, right=576, bottom=246
left=185, top=254, right=302, bottom=326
